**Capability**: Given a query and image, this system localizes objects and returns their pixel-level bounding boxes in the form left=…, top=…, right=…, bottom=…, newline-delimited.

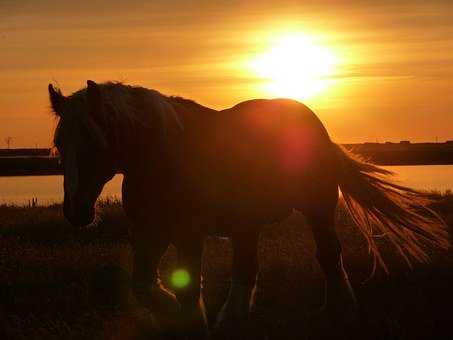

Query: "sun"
left=249, top=33, right=338, bottom=100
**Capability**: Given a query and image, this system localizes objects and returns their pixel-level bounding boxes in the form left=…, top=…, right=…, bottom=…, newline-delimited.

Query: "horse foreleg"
left=214, top=230, right=259, bottom=337
left=130, top=226, right=179, bottom=333
left=174, top=235, right=208, bottom=339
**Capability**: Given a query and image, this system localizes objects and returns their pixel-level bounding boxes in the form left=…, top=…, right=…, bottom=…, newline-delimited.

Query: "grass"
left=1, top=194, right=453, bottom=339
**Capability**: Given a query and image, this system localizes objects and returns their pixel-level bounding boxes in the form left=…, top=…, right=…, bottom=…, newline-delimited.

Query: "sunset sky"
left=1, top=0, right=452, bottom=147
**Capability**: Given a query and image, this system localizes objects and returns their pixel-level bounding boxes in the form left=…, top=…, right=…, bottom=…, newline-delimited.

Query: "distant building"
left=399, top=140, right=411, bottom=145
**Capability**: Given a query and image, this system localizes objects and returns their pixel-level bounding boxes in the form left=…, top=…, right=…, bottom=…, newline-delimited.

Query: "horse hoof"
left=212, top=315, right=248, bottom=340
left=177, top=304, right=209, bottom=340
left=133, top=282, right=180, bottom=334
left=129, top=307, right=163, bottom=339
left=312, top=274, right=359, bottom=329
left=211, top=327, right=241, bottom=340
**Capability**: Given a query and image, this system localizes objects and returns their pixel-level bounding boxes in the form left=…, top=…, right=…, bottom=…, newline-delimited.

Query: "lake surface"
left=0, top=165, right=452, bottom=205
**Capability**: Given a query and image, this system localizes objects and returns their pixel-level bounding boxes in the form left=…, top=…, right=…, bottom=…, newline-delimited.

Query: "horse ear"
left=48, top=84, right=64, bottom=115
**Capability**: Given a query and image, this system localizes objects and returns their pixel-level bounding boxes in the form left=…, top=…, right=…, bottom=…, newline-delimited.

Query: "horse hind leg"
left=299, top=185, right=358, bottom=324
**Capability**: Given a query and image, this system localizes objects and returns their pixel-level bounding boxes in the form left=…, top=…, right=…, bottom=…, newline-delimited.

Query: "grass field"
left=1, top=195, right=453, bottom=339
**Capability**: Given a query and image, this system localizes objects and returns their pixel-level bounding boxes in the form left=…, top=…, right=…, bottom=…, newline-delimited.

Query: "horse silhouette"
left=48, top=80, right=448, bottom=339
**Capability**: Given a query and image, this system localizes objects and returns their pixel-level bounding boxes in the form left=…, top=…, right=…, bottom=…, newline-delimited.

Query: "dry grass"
left=1, top=194, right=453, bottom=339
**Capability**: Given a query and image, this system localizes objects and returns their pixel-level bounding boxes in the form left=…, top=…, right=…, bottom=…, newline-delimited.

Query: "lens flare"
left=171, top=269, right=191, bottom=289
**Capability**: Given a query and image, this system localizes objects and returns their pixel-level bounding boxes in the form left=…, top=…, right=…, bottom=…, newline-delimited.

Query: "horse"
left=48, top=80, right=448, bottom=339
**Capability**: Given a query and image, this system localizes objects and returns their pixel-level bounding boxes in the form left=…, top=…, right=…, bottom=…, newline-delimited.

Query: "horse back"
left=170, top=99, right=335, bottom=218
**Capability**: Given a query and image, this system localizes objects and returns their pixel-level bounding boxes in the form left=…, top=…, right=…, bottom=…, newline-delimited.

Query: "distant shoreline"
left=1, top=142, right=453, bottom=176
left=343, top=141, right=453, bottom=166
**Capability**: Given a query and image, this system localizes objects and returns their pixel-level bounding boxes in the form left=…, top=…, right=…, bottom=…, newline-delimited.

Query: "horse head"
left=49, top=80, right=116, bottom=227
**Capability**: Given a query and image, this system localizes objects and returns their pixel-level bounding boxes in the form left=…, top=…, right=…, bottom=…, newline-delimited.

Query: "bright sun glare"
left=250, top=33, right=338, bottom=100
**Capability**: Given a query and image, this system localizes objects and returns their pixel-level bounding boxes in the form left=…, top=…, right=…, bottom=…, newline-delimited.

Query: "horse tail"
left=334, top=143, right=449, bottom=273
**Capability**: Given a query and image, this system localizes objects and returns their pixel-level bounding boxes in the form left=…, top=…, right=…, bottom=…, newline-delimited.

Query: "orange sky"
left=1, top=0, right=452, bottom=147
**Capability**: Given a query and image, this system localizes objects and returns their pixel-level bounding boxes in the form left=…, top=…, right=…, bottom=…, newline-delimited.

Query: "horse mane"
left=51, top=82, right=190, bottom=148
left=169, top=96, right=207, bottom=110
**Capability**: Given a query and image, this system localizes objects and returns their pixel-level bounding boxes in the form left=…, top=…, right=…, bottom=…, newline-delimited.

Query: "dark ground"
left=1, top=194, right=453, bottom=339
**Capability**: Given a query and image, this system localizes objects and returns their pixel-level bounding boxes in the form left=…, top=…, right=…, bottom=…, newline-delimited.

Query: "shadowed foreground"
left=1, top=194, right=452, bottom=339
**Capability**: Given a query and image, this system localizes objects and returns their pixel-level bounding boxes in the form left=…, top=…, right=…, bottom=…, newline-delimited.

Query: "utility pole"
left=4, top=136, right=12, bottom=149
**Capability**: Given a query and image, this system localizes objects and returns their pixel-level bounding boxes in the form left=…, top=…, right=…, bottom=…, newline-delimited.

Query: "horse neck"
left=113, top=96, right=218, bottom=175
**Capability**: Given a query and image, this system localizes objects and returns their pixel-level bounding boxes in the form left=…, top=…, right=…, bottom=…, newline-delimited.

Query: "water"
left=0, top=165, right=452, bottom=205
left=383, top=165, right=453, bottom=193
left=0, top=174, right=124, bottom=206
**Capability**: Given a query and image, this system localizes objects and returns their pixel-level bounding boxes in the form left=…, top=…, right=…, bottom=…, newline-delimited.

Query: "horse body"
left=161, top=99, right=332, bottom=232
left=48, top=81, right=448, bottom=339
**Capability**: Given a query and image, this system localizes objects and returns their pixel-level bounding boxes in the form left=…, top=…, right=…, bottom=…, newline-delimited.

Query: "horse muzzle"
left=64, top=196, right=95, bottom=227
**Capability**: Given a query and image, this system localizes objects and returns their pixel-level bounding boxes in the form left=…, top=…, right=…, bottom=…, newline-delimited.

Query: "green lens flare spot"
left=171, top=269, right=190, bottom=289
